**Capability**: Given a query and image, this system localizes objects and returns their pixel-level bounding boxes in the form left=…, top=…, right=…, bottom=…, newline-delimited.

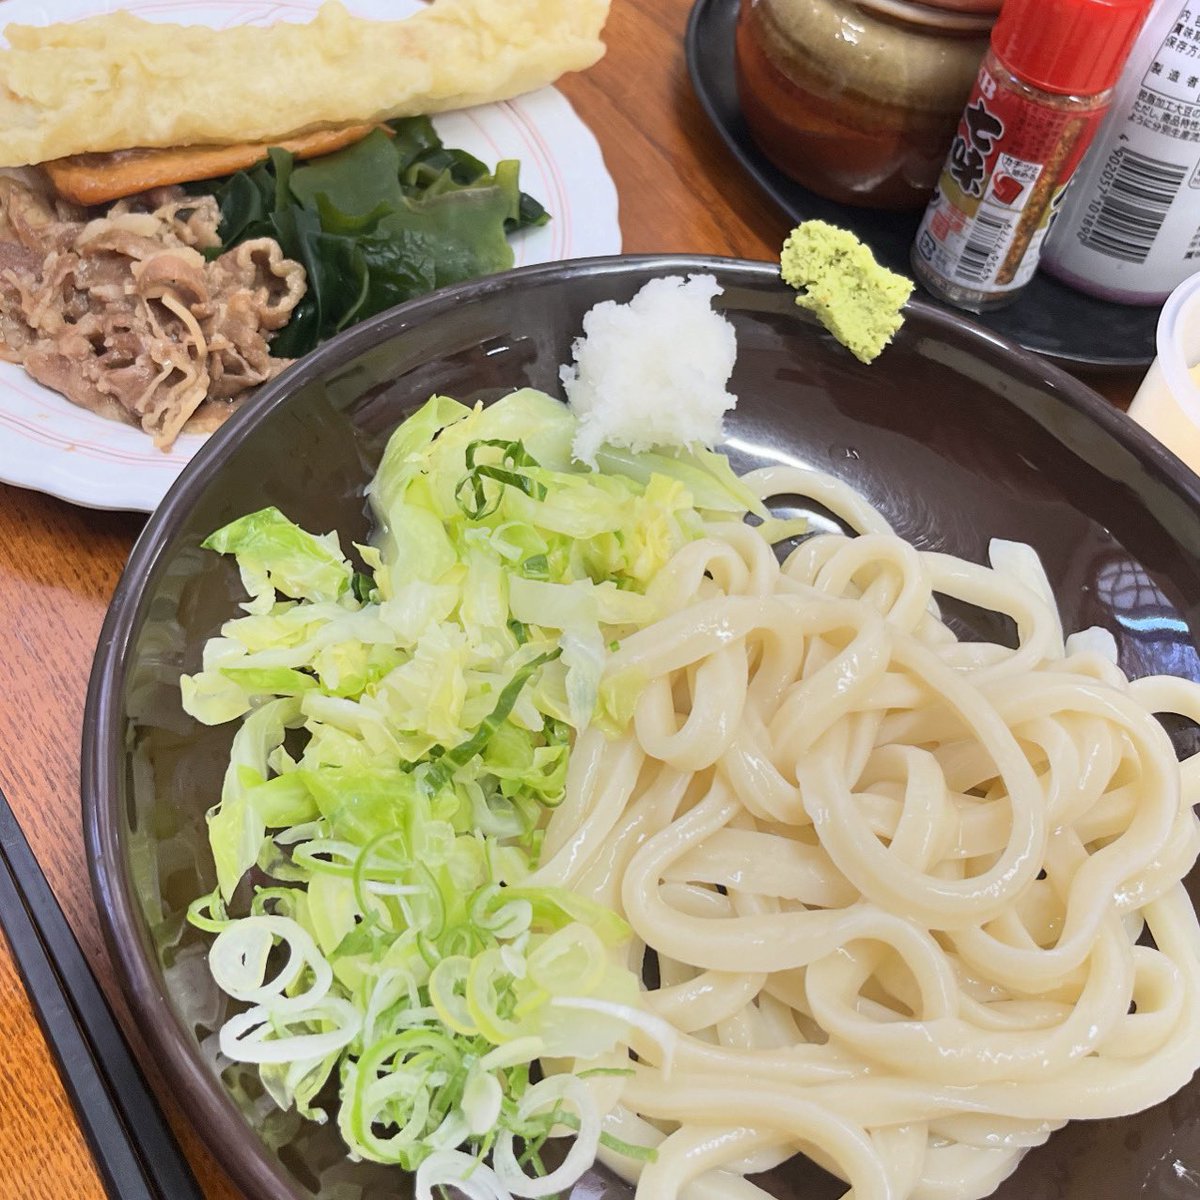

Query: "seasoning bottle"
left=911, top=0, right=1153, bottom=311
left=1040, top=1, right=1200, bottom=306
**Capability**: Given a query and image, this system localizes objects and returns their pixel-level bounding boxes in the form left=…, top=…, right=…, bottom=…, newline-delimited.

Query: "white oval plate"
left=0, top=0, right=621, bottom=512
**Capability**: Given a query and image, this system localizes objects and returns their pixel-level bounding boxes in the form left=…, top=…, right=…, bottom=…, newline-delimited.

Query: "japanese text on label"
left=949, top=99, right=1004, bottom=196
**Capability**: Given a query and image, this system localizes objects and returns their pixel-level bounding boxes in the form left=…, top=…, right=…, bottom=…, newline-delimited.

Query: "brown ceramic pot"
left=735, top=0, right=997, bottom=210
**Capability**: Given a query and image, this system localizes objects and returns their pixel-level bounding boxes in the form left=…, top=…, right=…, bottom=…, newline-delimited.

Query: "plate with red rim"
left=0, top=0, right=621, bottom=513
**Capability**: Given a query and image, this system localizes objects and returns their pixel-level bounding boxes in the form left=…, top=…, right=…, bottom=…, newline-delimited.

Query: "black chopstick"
left=0, top=786, right=205, bottom=1200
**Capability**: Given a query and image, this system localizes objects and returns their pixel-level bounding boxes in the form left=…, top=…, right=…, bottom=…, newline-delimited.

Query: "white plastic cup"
left=1129, top=271, right=1200, bottom=473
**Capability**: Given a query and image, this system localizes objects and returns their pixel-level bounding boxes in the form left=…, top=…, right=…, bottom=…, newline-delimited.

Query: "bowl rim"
left=80, top=252, right=1200, bottom=1200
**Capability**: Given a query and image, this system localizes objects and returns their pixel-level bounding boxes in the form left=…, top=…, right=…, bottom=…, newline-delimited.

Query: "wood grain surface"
left=0, top=0, right=1146, bottom=1196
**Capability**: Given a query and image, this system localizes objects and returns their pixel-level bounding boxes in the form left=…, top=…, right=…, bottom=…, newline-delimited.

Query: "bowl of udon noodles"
left=83, top=255, right=1200, bottom=1200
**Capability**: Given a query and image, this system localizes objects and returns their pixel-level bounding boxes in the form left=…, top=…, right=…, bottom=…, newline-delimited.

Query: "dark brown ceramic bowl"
left=84, top=256, right=1200, bottom=1200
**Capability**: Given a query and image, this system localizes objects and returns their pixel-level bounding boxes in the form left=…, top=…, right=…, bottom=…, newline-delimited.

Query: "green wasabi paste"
left=780, top=221, right=913, bottom=364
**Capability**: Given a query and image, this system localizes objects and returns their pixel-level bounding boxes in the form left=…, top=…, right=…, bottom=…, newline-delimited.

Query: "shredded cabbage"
left=182, top=389, right=773, bottom=1190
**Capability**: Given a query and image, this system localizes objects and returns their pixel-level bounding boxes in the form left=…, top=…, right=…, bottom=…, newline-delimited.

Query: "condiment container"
left=911, top=0, right=1153, bottom=311
left=1128, top=269, right=1200, bottom=469
left=734, top=0, right=999, bottom=211
left=1041, top=1, right=1200, bottom=305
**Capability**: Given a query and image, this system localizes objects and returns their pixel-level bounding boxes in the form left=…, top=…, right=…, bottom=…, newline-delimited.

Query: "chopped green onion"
left=351, top=570, right=375, bottom=603
left=551, top=1110, right=659, bottom=1163
left=455, top=439, right=547, bottom=520
left=423, top=649, right=561, bottom=793
left=520, top=554, right=551, bottom=580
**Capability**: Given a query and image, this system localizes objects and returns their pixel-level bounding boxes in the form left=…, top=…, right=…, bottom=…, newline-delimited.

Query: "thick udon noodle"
left=525, top=464, right=1200, bottom=1200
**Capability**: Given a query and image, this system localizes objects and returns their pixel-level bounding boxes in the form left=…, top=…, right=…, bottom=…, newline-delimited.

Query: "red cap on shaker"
left=991, top=0, right=1152, bottom=95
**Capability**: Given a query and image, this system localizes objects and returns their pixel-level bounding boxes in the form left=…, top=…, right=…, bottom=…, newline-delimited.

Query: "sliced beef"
left=0, top=178, right=305, bottom=449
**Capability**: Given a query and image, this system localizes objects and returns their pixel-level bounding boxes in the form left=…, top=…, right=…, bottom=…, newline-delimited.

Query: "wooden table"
left=0, top=1, right=1146, bottom=1196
